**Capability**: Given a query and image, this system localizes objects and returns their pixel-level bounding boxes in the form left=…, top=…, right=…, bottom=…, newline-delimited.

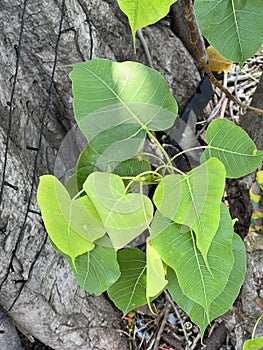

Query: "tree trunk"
left=0, top=1, right=200, bottom=348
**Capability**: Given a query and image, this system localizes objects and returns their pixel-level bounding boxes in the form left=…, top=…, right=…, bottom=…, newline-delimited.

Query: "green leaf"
left=108, top=248, right=147, bottom=315
left=113, top=155, right=151, bottom=178
left=243, top=337, right=263, bottom=350
left=83, top=172, right=153, bottom=249
left=146, top=240, right=167, bottom=299
left=76, top=146, right=151, bottom=191
left=64, top=243, right=121, bottom=295
left=37, top=175, right=105, bottom=262
left=69, top=59, right=177, bottom=160
left=153, top=158, right=226, bottom=260
left=201, top=119, right=263, bottom=178
left=116, top=0, right=177, bottom=43
left=167, top=233, right=246, bottom=337
left=151, top=204, right=234, bottom=322
left=194, top=0, right=263, bottom=64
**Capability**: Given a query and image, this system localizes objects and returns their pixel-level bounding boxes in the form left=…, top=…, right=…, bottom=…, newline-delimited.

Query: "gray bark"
left=0, top=311, right=24, bottom=350
left=0, top=1, right=200, bottom=349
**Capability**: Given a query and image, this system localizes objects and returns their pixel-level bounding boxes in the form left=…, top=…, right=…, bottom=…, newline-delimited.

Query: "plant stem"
left=141, top=152, right=167, bottom=167
left=146, top=130, right=174, bottom=173
left=123, top=170, right=162, bottom=193
left=155, top=164, right=187, bottom=176
left=252, top=313, right=263, bottom=339
left=170, top=145, right=209, bottom=162
left=71, top=189, right=85, bottom=201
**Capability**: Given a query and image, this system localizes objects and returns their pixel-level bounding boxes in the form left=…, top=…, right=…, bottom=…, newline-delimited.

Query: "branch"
left=184, top=0, right=263, bottom=117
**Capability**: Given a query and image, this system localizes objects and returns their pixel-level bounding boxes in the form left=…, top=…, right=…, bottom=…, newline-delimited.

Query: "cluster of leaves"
left=37, top=0, right=263, bottom=343
left=37, top=58, right=263, bottom=337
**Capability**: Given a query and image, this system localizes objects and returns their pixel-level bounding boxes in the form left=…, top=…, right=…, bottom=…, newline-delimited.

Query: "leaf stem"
left=146, top=129, right=174, bottom=173
left=252, top=313, right=263, bottom=339
left=71, top=189, right=85, bottom=201
left=155, top=164, right=187, bottom=177
left=123, top=170, right=162, bottom=193
left=170, top=145, right=209, bottom=162
left=141, top=152, right=167, bottom=167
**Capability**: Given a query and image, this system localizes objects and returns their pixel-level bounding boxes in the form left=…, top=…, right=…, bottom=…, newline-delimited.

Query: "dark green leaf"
left=108, top=248, right=147, bottom=315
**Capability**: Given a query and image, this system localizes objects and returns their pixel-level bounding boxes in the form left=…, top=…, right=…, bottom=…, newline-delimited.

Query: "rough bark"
left=0, top=311, right=24, bottom=350
left=0, top=1, right=200, bottom=349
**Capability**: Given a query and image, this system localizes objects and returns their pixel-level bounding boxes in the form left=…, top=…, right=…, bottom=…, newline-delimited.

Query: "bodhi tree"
left=1, top=1, right=263, bottom=349
left=37, top=0, right=263, bottom=348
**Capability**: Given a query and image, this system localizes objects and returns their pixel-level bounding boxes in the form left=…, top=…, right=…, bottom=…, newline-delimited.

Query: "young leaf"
left=167, top=233, right=246, bottom=337
left=64, top=243, right=121, bottom=295
left=153, top=158, right=226, bottom=260
left=76, top=145, right=151, bottom=191
left=83, top=172, right=153, bottom=249
left=116, top=0, right=177, bottom=43
left=37, top=175, right=102, bottom=262
left=113, top=155, right=151, bottom=178
left=201, top=119, right=263, bottom=178
left=108, top=248, right=147, bottom=315
left=243, top=337, right=263, bottom=350
left=69, top=59, right=178, bottom=160
left=146, top=240, right=167, bottom=299
left=151, top=204, right=234, bottom=322
left=194, top=0, right=263, bottom=64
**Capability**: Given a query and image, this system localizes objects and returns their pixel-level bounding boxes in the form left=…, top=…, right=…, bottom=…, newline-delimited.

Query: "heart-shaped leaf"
left=37, top=175, right=105, bottom=262
left=83, top=172, right=154, bottom=249
left=151, top=204, right=234, bottom=321
left=194, top=0, right=263, bottom=64
left=64, top=242, right=121, bottom=295
left=116, top=0, right=177, bottom=43
left=153, top=158, right=226, bottom=260
left=146, top=240, right=167, bottom=299
left=167, top=233, right=246, bottom=337
left=69, top=59, right=178, bottom=161
left=108, top=248, right=147, bottom=315
left=201, top=119, right=263, bottom=178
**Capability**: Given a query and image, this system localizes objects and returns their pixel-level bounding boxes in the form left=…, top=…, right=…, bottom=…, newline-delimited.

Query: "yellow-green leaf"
left=83, top=172, right=153, bottom=249
left=243, top=337, right=263, bottom=350
left=117, top=0, right=177, bottom=43
left=153, top=158, right=226, bottom=261
left=37, top=175, right=103, bottom=262
left=146, top=240, right=167, bottom=299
